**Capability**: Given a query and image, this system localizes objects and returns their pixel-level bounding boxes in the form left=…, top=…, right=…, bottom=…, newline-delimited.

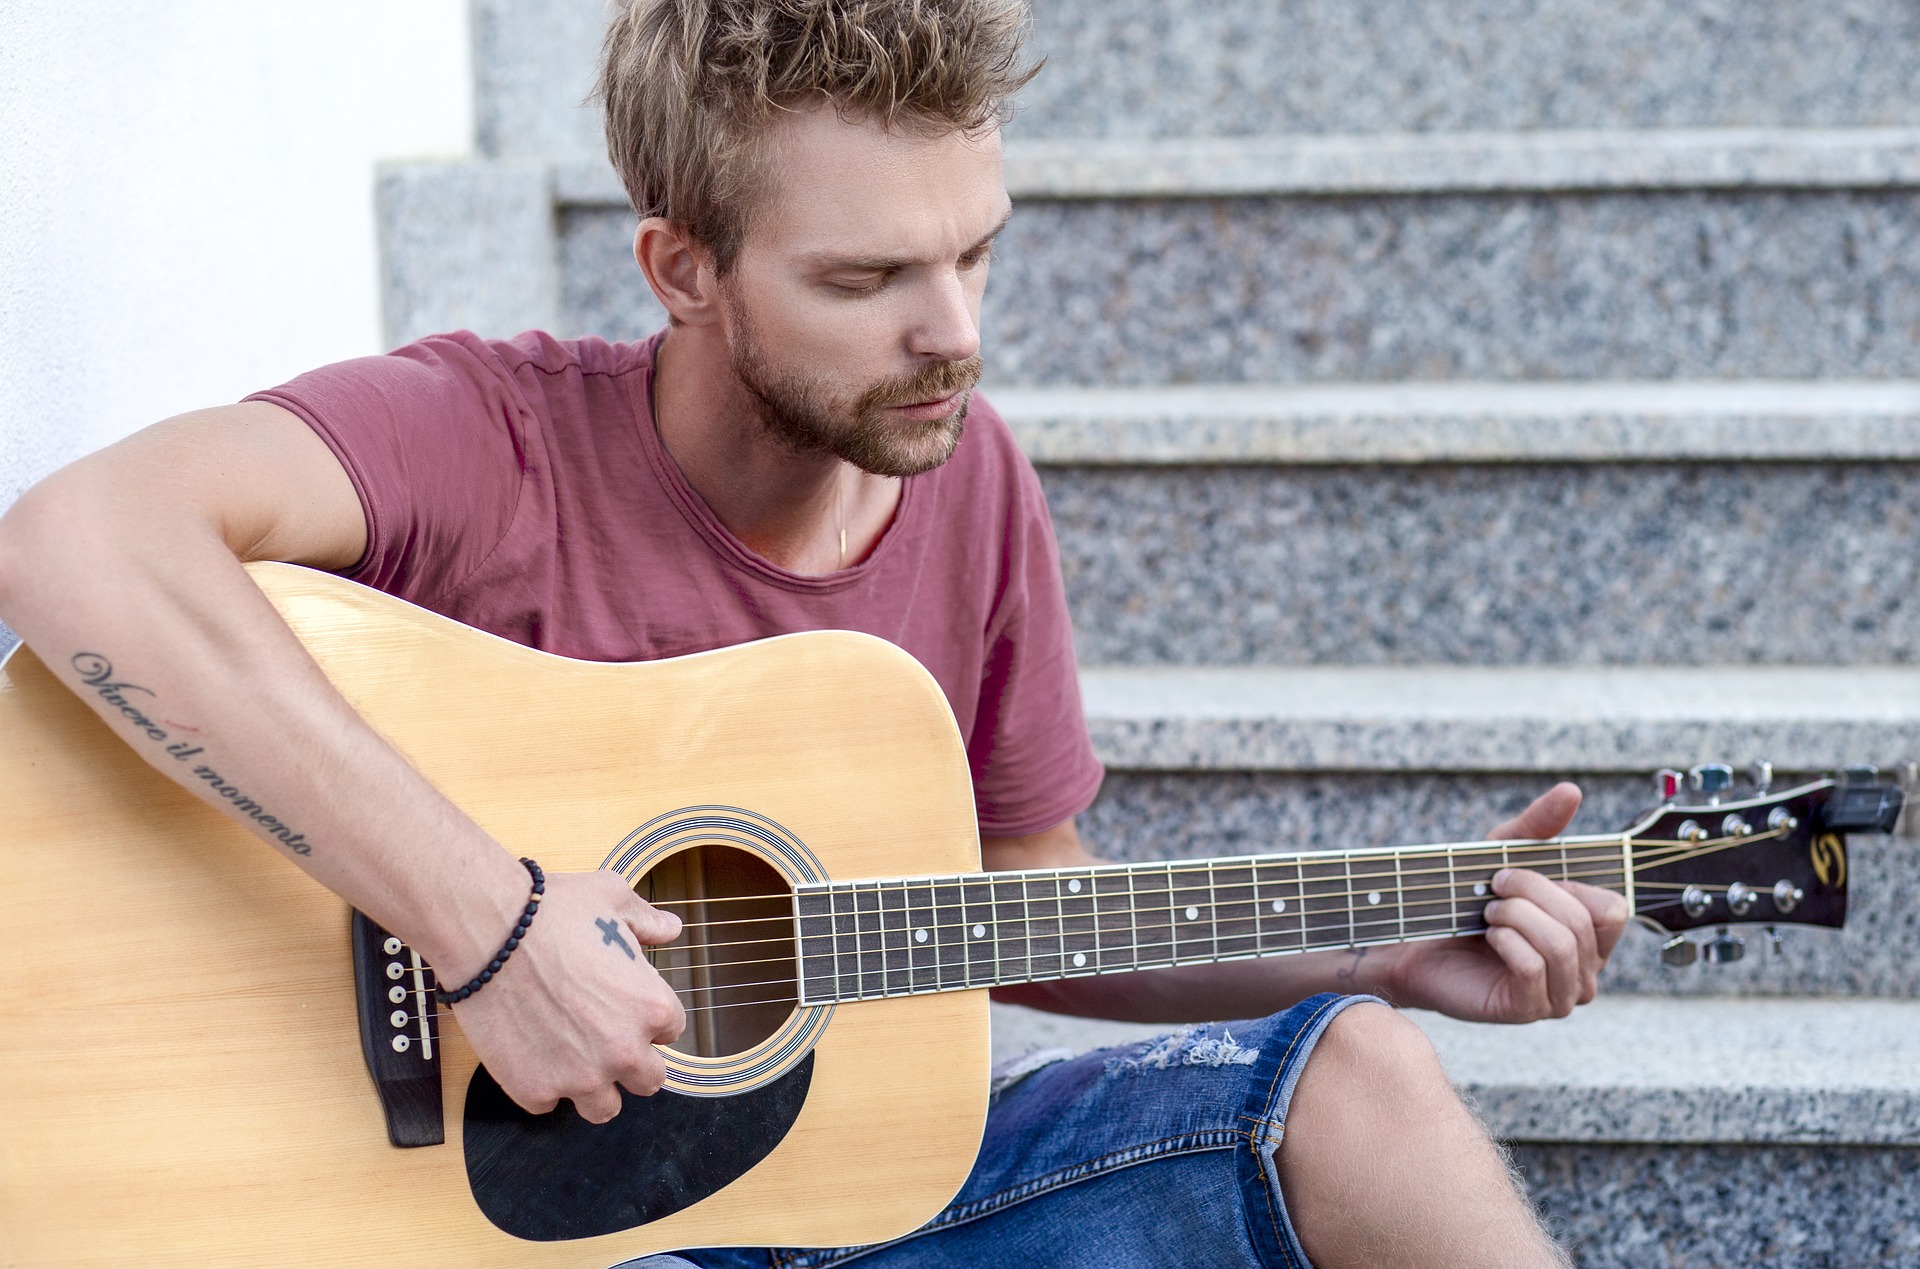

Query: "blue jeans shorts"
left=622, top=992, right=1374, bottom=1269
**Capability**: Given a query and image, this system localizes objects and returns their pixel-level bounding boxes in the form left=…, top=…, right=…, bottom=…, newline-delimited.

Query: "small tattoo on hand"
left=1336, top=947, right=1368, bottom=985
left=596, top=917, right=635, bottom=960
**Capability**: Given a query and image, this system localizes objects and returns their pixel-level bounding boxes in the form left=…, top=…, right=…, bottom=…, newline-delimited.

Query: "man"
left=0, top=0, right=1624, bottom=1264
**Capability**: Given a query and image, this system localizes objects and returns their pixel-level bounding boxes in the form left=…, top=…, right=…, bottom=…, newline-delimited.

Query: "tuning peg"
left=1654, top=768, right=1686, bottom=802
left=1763, top=927, right=1787, bottom=957
left=1841, top=765, right=1879, bottom=785
left=1749, top=760, right=1773, bottom=794
left=1659, top=935, right=1698, bottom=968
left=1690, top=764, right=1734, bottom=804
left=1703, top=926, right=1746, bottom=965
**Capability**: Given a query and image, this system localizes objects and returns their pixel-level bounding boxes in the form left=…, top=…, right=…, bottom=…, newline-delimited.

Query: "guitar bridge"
left=350, top=910, right=445, bottom=1147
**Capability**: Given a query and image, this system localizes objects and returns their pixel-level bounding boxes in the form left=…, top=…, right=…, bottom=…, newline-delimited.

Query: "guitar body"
left=0, top=564, right=989, bottom=1266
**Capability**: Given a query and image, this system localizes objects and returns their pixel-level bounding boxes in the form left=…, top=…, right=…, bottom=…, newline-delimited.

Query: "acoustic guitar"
left=0, top=563, right=1903, bottom=1266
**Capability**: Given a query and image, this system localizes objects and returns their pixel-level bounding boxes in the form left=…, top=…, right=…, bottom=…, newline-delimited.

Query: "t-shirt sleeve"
left=968, top=451, right=1106, bottom=838
left=245, top=332, right=531, bottom=605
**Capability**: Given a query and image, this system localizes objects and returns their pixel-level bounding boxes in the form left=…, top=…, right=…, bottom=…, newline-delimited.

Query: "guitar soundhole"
left=640, top=843, right=796, bottom=1058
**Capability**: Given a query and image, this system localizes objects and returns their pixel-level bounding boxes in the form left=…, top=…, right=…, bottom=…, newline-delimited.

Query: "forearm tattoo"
left=71, top=651, right=312, bottom=856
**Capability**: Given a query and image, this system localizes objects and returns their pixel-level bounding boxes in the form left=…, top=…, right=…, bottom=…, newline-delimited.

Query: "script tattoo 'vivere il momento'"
left=70, top=651, right=313, bottom=856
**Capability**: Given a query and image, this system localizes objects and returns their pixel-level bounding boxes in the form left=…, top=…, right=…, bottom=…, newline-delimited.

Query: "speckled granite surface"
left=1082, top=770, right=1920, bottom=997
left=1514, top=1144, right=1920, bottom=1267
left=377, top=161, right=560, bottom=345
left=1017, top=0, right=1920, bottom=138
left=980, top=191, right=1920, bottom=385
left=1041, top=461, right=1920, bottom=666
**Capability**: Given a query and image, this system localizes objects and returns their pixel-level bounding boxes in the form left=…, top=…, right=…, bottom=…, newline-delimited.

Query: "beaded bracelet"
left=436, top=857, right=545, bottom=1006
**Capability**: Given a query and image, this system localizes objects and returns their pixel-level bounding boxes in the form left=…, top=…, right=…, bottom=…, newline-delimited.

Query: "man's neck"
left=651, top=326, right=899, bottom=576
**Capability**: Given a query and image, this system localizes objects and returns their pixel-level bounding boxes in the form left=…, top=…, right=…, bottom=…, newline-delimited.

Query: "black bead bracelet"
left=435, top=857, right=545, bottom=1006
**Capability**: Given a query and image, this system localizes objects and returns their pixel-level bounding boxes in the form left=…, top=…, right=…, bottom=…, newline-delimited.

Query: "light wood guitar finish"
left=0, top=563, right=988, bottom=1267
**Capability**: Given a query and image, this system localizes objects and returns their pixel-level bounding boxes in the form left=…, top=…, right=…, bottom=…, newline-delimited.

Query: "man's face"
left=717, top=105, right=1009, bottom=478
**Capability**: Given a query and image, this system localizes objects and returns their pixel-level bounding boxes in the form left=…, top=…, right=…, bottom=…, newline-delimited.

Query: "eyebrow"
left=805, top=207, right=1013, bottom=273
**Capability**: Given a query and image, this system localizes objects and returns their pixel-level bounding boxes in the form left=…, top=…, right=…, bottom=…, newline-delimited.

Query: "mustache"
left=857, top=356, right=983, bottom=413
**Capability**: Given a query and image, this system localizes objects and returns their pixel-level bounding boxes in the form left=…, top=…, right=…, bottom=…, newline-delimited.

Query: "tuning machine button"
left=1690, top=764, right=1734, bottom=804
left=1772, top=880, right=1804, bottom=913
left=1704, top=927, right=1746, bottom=965
left=1749, top=761, right=1774, bottom=794
left=1763, top=926, right=1787, bottom=956
left=1655, top=768, right=1686, bottom=802
left=1660, top=935, right=1698, bottom=968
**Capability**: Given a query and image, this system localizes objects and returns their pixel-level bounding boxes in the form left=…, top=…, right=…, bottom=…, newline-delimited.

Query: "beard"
left=727, top=302, right=980, bottom=479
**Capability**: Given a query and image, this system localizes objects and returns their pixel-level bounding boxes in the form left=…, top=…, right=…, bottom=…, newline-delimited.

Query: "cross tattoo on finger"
left=596, top=916, right=636, bottom=960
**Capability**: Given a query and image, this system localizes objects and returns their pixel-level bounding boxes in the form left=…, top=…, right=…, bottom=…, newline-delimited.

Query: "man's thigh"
left=651, top=992, right=1373, bottom=1269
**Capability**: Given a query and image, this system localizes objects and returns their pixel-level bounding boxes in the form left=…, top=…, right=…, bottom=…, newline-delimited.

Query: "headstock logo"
left=1810, top=833, right=1847, bottom=888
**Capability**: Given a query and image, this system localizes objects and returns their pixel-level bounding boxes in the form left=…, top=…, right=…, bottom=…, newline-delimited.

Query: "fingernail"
left=1484, top=899, right=1503, bottom=917
left=1492, top=869, right=1511, bottom=886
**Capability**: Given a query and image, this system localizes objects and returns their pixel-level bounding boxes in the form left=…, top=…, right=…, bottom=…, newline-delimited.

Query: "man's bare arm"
left=0, top=404, right=682, bottom=1121
left=984, top=786, right=1627, bottom=1025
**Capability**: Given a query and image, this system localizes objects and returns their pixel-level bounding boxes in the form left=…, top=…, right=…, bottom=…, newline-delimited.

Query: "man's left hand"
left=1367, top=782, right=1630, bottom=1023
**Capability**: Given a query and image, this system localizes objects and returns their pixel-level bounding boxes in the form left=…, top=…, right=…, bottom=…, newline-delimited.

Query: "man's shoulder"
left=414, top=329, right=657, bottom=384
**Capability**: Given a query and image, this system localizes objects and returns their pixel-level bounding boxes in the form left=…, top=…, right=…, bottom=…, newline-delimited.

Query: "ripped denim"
left=626, top=992, right=1378, bottom=1269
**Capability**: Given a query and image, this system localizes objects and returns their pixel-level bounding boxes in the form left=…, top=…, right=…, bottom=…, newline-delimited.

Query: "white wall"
left=0, top=2, right=474, bottom=510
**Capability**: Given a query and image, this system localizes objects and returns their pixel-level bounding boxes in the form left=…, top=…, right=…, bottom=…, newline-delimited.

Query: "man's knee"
left=1298, top=1001, right=1456, bottom=1111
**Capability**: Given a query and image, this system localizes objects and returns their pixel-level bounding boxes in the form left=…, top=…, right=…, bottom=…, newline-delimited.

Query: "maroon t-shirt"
left=249, top=329, right=1103, bottom=837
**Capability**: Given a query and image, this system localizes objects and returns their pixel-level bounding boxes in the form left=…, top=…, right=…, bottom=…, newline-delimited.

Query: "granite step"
left=989, top=997, right=1920, bottom=1266
left=469, top=0, right=1920, bottom=160
left=1073, top=664, right=1919, bottom=997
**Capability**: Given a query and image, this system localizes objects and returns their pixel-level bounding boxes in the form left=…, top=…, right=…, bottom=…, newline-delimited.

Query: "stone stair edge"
left=528, top=127, right=1920, bottom=205
left=1079, top=665, right=1920, bottom=773
left=988, top=996, right=1920, bottom=1145
left=989, top=382, right=1920, bottom=464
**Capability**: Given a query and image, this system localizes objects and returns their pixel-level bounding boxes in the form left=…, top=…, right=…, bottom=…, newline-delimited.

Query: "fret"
left=1125, top=866, right=1140, bottom=972
left=1300, top=855, right=1349, bottom=951
left=853, top=883, right=885, bottom=999
left=1093, top=869, right=1134, bottom=973
left=830, top=883, right=861, bottom=1000
left=1205, top=860, right=1221, bottom=961
left=932, top=878, right=968, bottom=991
left=1252, top=858, right=1306, bottom=956
left=1059, top=872, right=1097, bottom=973
left=1214, top=859, right=1259, bottom=960
left=1130, top=862, right=1176, bottom=968
left=906, top=879, right=938, bottom=993
left=1393, top=852, right=1407, bottom=943
left=795, top=887, right=837, bottom=1004
left=991, top=875, right=1029, bottom=986
left=1400, top=850, right=1457, bottom=939
left=1342, top=855, right=1358, bottom=947
left=1025, top=874, right=1066, bottom=979
left=1170, top=863, right=1212, bottom=964
left=880, top=882, right=910, bottom=997
left=962, top=877, right=997, bottom=988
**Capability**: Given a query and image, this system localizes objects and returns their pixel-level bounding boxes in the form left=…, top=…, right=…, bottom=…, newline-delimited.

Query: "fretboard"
left=793, top=837, right=1628, bottom=1005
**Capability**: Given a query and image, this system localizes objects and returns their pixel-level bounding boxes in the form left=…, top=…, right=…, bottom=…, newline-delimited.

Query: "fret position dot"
left=915, top=928, right=928, bottom=943
left=1067, top=879, right=1082, bottom=893
left=1271, top=898, right=1287, bottom=913
left=1072, top=952, right=1087, bottom=968
left=1185, top=905, right=1200, bottom=921
left=972, top=923, right=986, bottom=939
left=1368, top=891, right=1381, bottom=905
left=1473, top=882, right=1488, bottom=897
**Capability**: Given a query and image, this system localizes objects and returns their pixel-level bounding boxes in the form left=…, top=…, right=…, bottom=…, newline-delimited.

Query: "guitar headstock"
left=1624, top=764, right=1905, bottom=963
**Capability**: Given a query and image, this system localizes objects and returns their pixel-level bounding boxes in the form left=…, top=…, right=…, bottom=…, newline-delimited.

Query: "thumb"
left=624, top=889, right=683, bottom=945
left=1486, top=781, right=1583, bottom=841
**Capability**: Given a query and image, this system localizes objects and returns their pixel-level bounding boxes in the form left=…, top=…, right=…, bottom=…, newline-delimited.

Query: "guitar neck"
left=794, top=835, right=1632, bottom=1005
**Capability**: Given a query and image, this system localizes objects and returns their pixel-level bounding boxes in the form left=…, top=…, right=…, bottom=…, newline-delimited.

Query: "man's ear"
left=634, top=217, right=723, bottom=327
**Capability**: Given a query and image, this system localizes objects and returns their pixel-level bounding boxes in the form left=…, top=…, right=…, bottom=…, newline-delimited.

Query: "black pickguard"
left=462, top=1055, right=814, bottom=1241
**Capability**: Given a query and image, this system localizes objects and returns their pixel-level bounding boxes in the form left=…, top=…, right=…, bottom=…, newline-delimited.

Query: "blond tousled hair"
left=597, top=0, right=1038, bottom=271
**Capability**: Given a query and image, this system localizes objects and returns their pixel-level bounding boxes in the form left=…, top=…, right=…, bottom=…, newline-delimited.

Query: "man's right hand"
left=447, top=870, right=687, bottom=1123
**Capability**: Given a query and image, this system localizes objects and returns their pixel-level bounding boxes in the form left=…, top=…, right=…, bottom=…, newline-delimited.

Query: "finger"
left=572, top=1084, right=625, bottom=1125
left=1494, top=868, right=1599, bottom=974
left=1485, top=781, right=1583, bottom=842
left=616, top=1047, right=670, bottom=1099
left=1481, top=925, right=1550, bottom=1019
left=1485, top=896, right=1581, bottom=1016
left=1566, top=880, right=1631, bottom=962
